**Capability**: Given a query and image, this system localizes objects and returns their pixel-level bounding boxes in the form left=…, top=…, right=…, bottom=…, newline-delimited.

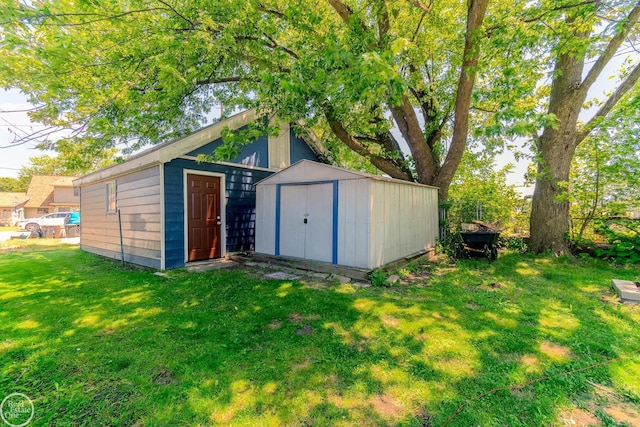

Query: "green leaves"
left=593, top=219, right=640, bottom=264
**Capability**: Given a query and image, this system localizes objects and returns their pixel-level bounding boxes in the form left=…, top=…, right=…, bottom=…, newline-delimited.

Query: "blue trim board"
left=275, top=184, right=281, bottom=256
left=274, top=180, right=339, bottom=264
left=332, top=180, right=338, bottom=264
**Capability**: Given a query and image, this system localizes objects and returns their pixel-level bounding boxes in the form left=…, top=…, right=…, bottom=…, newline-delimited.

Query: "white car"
left=18, top=212, right=71, bottom=232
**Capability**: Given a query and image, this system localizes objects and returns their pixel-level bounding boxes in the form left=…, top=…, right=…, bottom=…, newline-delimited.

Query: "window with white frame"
left=106, top=182, right=117, bottom=213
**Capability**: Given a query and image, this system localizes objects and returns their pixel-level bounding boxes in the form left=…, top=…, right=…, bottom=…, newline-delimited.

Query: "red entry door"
left=187, top=174, right=222, bottom=262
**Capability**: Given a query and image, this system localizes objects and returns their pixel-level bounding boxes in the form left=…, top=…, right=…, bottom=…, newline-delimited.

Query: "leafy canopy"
left=0, top=0, right=536, bottom=193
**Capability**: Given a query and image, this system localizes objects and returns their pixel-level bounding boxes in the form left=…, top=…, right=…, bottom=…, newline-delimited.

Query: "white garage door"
left=279, top=183, right=334, bottom=263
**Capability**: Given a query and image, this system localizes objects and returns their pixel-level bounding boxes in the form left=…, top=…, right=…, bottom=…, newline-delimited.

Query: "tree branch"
left=577, top=61, right=640, bottom=143
left=326, top=0, right=368, bottom=32
left=581, top=0, right=640, bottom=92
left=411, top=0, right=433, bottom=13
left=485, top=0, right=598, bottom=36
left=195, top=76, right=245, bottom=85
left=257, top=5, right=285, bottom=19
left=262, top=33, right=300, bottom=59
left=376, top=1, right=390, bottom=42
left=17, top=7, right=184, bottom=27
left=390, top=94, right=438, bottom=184
left=434, top=0, right=489, bottom=197
left=327, top=0, right=355, bottom=25
left=323, top=103, right=413, bottom=180
left=233, top=34, right=300, bottom=59
left=411, top=10, right=428, bottom=42
left=156, top=0, right=196, bottom=27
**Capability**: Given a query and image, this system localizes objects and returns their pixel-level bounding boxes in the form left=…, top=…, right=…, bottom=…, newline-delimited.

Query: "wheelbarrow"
left=455, top=231, right=500, bottom=262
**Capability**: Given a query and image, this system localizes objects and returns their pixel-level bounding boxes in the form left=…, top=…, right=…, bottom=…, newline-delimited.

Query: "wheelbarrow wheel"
left=491, top=246, right=498, bottom=261
left=483, top=244, right=492, bottom=263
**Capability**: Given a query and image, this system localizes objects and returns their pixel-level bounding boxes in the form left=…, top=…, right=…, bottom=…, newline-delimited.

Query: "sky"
left=0, top=88, right=55, bottom=178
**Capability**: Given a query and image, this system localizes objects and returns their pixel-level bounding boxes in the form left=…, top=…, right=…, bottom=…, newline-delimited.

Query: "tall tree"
left=0, top=0, right=497, bottom=198
left=529, top=0, right=640, bottom=254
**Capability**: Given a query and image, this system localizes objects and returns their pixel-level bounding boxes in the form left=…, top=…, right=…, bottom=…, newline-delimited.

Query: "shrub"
left=593, top=218, right=640, bottom=264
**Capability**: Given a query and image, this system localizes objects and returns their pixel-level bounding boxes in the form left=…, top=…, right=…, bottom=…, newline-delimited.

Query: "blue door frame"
left=274, top=180, right=338, bottom=264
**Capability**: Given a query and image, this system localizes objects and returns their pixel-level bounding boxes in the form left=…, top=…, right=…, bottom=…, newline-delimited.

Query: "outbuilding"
left=74, top=110, right=323, bottom=270
left=255, top=160, right=439, bottom=270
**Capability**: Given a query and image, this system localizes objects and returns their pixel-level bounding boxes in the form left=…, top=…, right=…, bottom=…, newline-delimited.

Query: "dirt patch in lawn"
left=266, top=319, right=282, bottom=330
left=540, top=341, right=572, bottom=361
left=287, top=313, right=320, bottom=323
left=605, top=403, right=640, bottom=426
left=369, top=393, right=404, bottom=420
left=557, top=406, right=599, bottom=426
left=381, top=314, right=400, bottom=328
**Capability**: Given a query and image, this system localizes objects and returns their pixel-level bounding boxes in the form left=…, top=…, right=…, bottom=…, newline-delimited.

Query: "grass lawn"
left=1, top=247, right=639, bottom=426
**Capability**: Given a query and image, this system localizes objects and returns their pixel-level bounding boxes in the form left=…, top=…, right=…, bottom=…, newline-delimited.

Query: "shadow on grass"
left=1, top=249, right=639, bottom=426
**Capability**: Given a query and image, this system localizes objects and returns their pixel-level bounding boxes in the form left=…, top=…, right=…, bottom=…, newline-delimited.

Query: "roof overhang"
left=74, top=109, right=258, bottom=187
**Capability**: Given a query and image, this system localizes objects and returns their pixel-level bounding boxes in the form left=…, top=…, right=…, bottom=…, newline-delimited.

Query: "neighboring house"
left=23, top=175, right=80, bottom=218
left=0, top=192, right=29, bottom=226
left=73, top=109, right=324, bottom=270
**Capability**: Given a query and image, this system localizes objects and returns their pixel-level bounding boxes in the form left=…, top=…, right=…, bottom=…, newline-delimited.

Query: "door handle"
left=216, top=221, right=221, bottom=225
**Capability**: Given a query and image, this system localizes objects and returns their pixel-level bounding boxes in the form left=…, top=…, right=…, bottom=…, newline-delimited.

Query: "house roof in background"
left=24, top=175, right=79, bottom=208
left=51, top=177, right=76, bottom=187
left=0, top=192, right=29, bottom=207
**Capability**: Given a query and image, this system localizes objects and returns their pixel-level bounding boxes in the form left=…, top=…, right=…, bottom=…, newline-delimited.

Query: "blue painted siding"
left=186, top=125, right=270, bottom=169
left=289, top=129, right=319, bottom=163
left=163, top=159, right=272, bottom=269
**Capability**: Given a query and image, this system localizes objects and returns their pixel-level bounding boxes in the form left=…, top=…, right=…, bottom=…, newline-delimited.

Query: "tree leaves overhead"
left=0, top=0, right=507, bottom=194
left=1, top=0, right=636, bottom=207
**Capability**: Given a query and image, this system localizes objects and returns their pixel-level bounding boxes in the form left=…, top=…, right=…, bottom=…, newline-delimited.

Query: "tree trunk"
left=529, top=145, right=576, bottom=254
left=432, top=0, right=489, bottom=200
left=529, top=33, right=586, bottom=254
left=529, top=2, right=640, bottom=254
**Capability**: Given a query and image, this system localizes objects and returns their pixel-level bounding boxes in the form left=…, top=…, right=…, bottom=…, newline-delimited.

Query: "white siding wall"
left=369, top=180, right=439, bottom=268
left=255, top=184, right=277, bottom=255
left=80, top=166, right=162, bottom=269
left=337, top=178, right=371, bottom=269
left=53, top=187, right=79, bottom=205
left=267, top=121, right=291, bottom=170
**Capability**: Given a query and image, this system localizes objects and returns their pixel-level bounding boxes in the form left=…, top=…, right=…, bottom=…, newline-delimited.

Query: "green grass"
left=1, top=248, right=639, bottom=426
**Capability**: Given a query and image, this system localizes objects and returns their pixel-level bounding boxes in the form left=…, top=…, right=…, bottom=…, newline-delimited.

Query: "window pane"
left=106, top=183, right=117, bottom=213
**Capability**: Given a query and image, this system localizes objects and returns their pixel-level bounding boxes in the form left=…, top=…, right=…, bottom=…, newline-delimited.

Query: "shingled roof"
left=0, top=192, right=29, bottom=208
left=24, top=175, right=79, bottom=209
